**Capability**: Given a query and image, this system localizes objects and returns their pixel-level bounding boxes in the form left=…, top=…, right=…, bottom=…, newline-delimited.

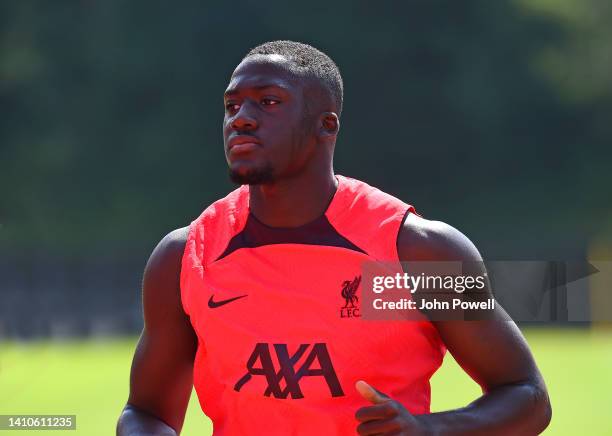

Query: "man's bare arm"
left=398, top=213, right=551, bottom=435
left=116, top=227, right=198, bottom=436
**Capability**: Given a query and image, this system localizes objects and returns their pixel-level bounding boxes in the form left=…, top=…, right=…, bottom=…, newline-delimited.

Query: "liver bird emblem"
left=341, top=276, right=361, bottom=308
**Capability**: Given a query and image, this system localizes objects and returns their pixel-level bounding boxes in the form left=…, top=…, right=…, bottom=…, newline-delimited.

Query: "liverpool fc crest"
left=340, top=276, right=361, bottom=318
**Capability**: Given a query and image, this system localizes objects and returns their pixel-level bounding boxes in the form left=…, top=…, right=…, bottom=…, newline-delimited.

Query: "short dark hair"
left=244, top=40, right=343, bottom=116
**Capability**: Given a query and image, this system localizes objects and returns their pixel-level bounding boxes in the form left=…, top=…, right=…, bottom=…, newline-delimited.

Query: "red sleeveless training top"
left=180, top=175, right=446, bottom=435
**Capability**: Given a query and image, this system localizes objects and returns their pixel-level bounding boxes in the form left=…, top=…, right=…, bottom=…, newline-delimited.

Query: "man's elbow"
left=116, top=403, right=178, bottom=436
left=530, top=383, right=552, bottom=433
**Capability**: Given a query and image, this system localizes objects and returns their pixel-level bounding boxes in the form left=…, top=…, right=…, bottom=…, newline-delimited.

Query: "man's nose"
left=231, top=102, right=258, bottom=131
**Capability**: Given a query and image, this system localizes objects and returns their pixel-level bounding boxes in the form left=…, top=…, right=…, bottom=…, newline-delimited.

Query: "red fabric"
left=180, top=175, right=446, bottom=435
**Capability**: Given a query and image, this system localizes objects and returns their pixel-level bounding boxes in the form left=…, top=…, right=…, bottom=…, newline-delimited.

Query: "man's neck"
left=248, top=167, right=338, bottom=228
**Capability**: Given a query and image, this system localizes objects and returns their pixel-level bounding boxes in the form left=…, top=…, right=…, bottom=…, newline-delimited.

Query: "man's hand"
left=355, top=380, right=430, bottom=436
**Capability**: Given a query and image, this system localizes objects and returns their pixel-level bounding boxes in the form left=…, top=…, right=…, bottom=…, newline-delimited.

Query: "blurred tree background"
left=0, top=0, right=610, bottom=336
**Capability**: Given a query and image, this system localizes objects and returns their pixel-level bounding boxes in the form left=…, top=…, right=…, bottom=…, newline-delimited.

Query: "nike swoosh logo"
left=208, top=294, right=248, bottom=308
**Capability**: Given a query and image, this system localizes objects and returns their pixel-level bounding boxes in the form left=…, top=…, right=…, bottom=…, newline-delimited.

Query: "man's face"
left=223, top=54, right=315, bottom=185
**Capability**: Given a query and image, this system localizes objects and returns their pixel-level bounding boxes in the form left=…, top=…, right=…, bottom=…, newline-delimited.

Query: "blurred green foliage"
left=1, top=0, right=610, bottom=257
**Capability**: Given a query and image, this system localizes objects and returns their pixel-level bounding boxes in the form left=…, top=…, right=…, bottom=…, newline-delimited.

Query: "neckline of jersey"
left=241, top=174, right=349, bottom=231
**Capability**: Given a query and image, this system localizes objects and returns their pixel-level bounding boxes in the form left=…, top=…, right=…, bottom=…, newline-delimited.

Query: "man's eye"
left=261, top=98, right=280, bottom=106
left=226, top=103, right=240, bottom=112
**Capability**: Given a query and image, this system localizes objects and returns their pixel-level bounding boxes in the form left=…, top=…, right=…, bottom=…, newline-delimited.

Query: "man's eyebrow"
left=224, top=84, right=289, bottom=97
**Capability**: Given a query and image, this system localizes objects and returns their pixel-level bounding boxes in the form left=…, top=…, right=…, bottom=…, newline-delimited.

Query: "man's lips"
left=228, top=136, right=261, bottom=154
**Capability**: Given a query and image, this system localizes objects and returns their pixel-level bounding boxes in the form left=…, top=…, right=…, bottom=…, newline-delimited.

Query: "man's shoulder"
left=335, top=175, right=409, bottom=218
left=397, top=212, right=483, bottom=262
left=142, top=227, right=191, bottom=315
left=147, top=226, right=190, bottom=274
left=158, top=226, right=190, bottom=256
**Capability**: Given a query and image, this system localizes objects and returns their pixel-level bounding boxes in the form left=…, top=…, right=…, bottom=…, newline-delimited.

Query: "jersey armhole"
left=395, top=205, right=419, bottom=262
left=179, top=222, right=196, bottom=317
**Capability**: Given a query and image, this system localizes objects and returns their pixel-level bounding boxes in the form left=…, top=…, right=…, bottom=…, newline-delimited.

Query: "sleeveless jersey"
left=180, top=175, right=446, bottom=435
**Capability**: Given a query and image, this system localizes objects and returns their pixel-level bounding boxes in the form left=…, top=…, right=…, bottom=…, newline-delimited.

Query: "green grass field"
left=1, top=328, right=610, bottom=435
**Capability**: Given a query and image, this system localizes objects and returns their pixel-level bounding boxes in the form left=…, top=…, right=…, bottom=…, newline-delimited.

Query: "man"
left=117, top=41, right=551, bottom=435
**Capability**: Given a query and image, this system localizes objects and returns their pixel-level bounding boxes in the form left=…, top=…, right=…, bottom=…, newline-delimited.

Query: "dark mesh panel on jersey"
left=215, top=213, right=367, bottom=262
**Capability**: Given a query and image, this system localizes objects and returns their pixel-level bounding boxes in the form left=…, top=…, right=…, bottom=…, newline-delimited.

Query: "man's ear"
left=319, top=112, right=340, bottom=137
